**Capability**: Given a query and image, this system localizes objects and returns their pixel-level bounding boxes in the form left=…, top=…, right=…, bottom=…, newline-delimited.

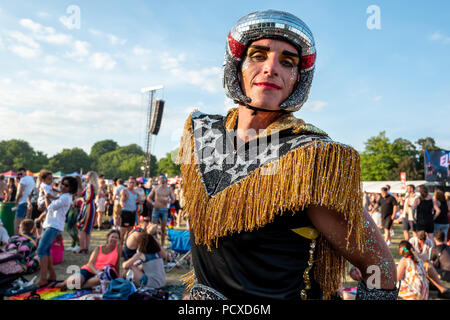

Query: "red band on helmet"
left=228, top=33, right=246, bottom=58
left=301, top=53, right=316, bottom=70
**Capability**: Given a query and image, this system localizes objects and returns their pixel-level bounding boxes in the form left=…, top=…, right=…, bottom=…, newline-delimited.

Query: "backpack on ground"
left=102, top=278, right=135, bottom=300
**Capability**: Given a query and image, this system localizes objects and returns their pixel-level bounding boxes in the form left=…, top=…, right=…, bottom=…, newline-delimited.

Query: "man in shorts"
left=120, top=177, right=139, bottom=239
left=14, top=168, right=35, bottom=235
left=373, top=187, right=398, bottom=246
left=148, top=175, right=175, bottom=247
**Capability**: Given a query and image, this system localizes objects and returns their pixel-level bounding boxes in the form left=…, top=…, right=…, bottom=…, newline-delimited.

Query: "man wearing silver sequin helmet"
left=177, top=10, right=398, bottom=300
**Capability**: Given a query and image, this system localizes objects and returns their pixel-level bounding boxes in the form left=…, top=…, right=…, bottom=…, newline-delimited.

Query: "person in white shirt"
left=14, top=168, right=36, bottom=235
left=403, top=184, right=419, bottom=241
left=36, top=176, right=78, bottom=288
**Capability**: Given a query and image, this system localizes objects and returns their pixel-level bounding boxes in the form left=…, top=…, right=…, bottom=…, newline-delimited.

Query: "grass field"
left=20, top=220, right=449, bottom=300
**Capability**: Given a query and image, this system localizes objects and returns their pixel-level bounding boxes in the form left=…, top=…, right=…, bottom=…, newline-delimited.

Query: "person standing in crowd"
left=66, top=175, right=83, bottom=252
left=95, top=178, right=107, bottom=230
left=433, top=190, right=449, bottom=240
left=403, top=184, right=418, bottom=241
left=148, top=175, right=175, bottom=247
left=14, top=168, right=35, bottom=235
left=112, top=178, right=125, bottom=228
left=177, top=10, right=397, bottom=300
left=36, top=176, right=78, bottom=287
left=0, top=175, right=10, bottom=202
left=431, top=230, right=450, bottom=282
left=120, top=176, right=139, bottom=240
left=372, top=187, right=398, bottom=246
left=412, top=185, right=437, bottom=241
left=76, top=171, right=99, bottom=254
left=135, top=180, right=146, bottom=222
left=7, top=177, right=17, bottom=202
left=397, top=240, right=429, bottom=300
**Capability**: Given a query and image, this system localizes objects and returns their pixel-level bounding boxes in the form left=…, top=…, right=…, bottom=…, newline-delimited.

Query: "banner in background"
left=424, top=149, right=450, bottom=182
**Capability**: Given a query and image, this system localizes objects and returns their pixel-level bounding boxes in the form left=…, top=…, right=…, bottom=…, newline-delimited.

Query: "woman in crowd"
left=412, top=185, right=437, bottom=241
left=66, top=175, right=83, bottom=252
left=36, top=176, right=78, bottom=287
left=397, top=240, right=429, bottom=300
left=122, top=231, right=166, bottom=289
left=76, top=171, right=98, bottom=254
left=56, top=229, right=121, bottom=290
left=121, top=216, right=152, bottom=268
left=7, top=177, right=17, bottom=202
left=95, top=179, right=107, bottom=230
left=433, top=190, right=449, bottom=241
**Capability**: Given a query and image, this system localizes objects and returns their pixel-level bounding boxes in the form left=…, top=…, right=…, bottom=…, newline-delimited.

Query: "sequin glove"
left=355, top=280, right=399, bottom=300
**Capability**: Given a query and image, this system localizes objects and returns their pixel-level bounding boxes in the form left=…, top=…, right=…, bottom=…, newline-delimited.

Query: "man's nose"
left=262, top=55, right=279, bottom=77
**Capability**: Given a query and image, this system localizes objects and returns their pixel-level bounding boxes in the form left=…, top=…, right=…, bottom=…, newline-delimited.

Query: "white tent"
left=362, top=180, right=427, bottom=193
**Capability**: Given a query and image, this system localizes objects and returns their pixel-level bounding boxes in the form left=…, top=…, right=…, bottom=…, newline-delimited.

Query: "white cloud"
left=133, top=45, right=151, bottom=56
left=107, top=34, right=127, bottom=45
left=66, top=40, right=90, bottom=59
left=89, top=29, right=127, bottom=45
left=90, top=52, right=117, bottom=70
left=169, top=66, right=222, bottom=93
left=6, top=31, right=40, bottom=49
left=160, top=52, right=186, bottom=70
left=303, top=100, right=328, bottom=112
left=429, top=31, right=450, bottom=44
left=8, top=45, right=40, bottom=59
left=374, top=95, right=383, bottom=102
left=19, top=18, right=72, bottom=45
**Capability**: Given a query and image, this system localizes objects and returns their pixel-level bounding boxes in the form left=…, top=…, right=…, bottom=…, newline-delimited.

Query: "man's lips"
left=253, top=82, right=281, bottom=89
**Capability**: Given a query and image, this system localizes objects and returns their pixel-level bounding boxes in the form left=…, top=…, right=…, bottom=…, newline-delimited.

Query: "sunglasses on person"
left=143, top=218, right=151, bottom=223
left=61, top=182, right=70, bottom=188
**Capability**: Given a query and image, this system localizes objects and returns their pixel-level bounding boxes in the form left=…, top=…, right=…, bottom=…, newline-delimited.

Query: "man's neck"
left=236, top=105, right=283, bottom=145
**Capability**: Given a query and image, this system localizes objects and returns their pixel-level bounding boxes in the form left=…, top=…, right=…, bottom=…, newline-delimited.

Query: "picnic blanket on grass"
left=10, top=287, right=91, bottom=300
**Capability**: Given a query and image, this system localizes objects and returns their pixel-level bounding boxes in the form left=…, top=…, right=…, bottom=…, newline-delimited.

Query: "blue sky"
left=0, top=0, right=449, bottom=161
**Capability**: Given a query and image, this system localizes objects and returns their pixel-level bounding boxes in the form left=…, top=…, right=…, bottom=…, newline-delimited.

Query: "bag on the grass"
left=0, top=251, right=25, bottom=275
left=102, top=278, right=135, bottom=300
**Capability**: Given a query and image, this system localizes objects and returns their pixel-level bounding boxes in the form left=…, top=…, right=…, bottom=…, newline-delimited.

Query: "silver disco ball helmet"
left=223, top=10, right=316, bottom=112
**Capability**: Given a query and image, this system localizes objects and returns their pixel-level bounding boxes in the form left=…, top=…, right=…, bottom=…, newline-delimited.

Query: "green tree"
left=360, top=132, right=424, bottom=181
left=48, top=148, right=92, bottom=174
left=96, top=144, right=157, bottom=179
left=0, top=139, right=49, bottom=172
left=90, top=139, right=119, bottom=170
left=156, top=151, right=181, bottom=177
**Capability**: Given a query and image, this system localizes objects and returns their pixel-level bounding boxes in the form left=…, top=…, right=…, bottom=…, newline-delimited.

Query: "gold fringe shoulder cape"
left=177, top=108, right=365, bottom=299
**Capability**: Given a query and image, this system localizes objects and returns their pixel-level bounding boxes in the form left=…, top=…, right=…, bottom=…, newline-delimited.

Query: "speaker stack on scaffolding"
left=141, top=85, right=164, bottom=178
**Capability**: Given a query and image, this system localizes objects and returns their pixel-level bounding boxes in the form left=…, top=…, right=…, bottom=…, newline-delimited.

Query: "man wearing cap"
left=177, top=10, right=397, bottom=300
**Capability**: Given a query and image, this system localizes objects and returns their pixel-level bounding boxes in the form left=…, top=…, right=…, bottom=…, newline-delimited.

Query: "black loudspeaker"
left=149, top=99, right=164, bottom=135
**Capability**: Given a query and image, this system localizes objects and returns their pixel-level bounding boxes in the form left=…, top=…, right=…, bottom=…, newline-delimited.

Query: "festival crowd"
left=1, top=168, right=450, bottom=300
left=0, top=167, right=187, bottom=299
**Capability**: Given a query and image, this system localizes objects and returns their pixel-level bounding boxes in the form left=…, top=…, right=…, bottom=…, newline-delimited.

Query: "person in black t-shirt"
left=373, top=187, right=398, bottom=246
left=431, top=231, right=450, bottom=283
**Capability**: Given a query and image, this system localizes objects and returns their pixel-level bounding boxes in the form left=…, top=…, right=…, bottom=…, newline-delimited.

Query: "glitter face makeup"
left=240, top=38, right=299, bottom=111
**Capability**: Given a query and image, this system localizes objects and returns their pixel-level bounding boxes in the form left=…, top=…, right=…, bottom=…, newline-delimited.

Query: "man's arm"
left=147, top=189, right=155, bottom=204
left=120, top=189, right=128, bottom=208
left=391, top=206, right=398, bottom=220
left=307, top=205, right=397, bottom=290
left=15, top=183, right=24, bottom=205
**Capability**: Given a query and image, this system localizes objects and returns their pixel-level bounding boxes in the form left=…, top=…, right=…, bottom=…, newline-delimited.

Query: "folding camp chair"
left=166, top=229, right=191, bottom=272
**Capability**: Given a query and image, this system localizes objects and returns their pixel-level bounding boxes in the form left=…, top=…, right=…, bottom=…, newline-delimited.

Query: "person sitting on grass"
left=121, top=216, right=151, bottom=262
left=56, top=229, right=121, bottom=291
left=5, top=219, right=39, bottom=274
left=36, top=176, right=78, bottom=288
left=122, top=231, right=166, bottom=289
